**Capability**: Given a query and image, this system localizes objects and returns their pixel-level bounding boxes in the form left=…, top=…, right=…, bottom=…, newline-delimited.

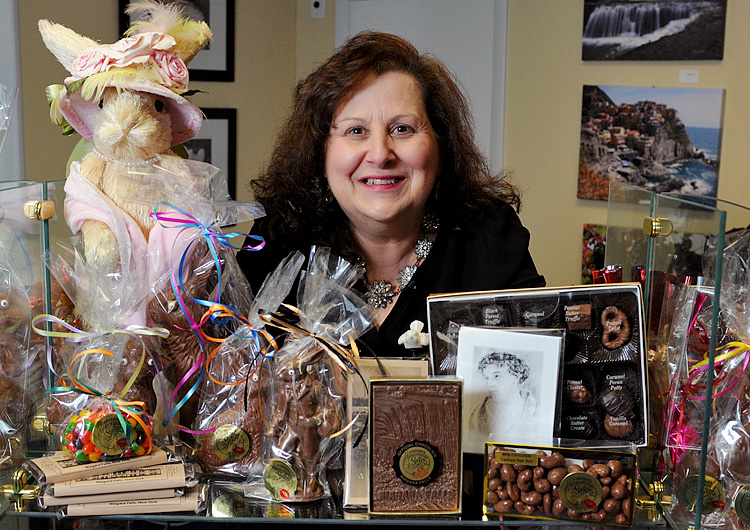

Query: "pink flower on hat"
left=69, top=48, right=111, bottom=80
left=109, top=32, right=176, bottom=67
left=153, top=50, right=188, bottom=90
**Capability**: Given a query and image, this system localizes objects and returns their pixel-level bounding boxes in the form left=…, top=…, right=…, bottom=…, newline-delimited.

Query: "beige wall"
left=505, top=1, right=750, bottom=288
left=16, top=0, right=750, bottom=287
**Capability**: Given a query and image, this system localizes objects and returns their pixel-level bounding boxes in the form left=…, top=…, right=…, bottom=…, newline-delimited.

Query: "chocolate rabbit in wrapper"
left=194, top=251, right=305, bottom=476
left=0, top=209, right=49, bottom=470
left=247, top=246, right=374, bottom=503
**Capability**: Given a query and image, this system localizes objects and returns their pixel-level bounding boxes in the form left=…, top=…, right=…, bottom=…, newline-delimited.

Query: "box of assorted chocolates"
left=368, top=377, right=462, bottom=516
left=483, top=442, right=636, bottom=526
left=427, top=284, right=649, bottom=447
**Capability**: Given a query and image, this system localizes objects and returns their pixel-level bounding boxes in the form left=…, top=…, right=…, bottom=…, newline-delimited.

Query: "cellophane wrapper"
left=57, top=397, right=154, bottom=463
left=142, top=163, right=265, bottom=441
left=194, top=251, right=304, bottom=476
left=662, top=232, right=750, bottom=528
left=44, top=234, right=157, bottom=446
left=0, top=204, right=44, bottom=470
left=245, top=246, right=373, bottom=503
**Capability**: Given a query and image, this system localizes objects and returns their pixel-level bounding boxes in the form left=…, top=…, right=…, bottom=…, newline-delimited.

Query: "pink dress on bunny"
left=64, top=161, right=198, bottom=327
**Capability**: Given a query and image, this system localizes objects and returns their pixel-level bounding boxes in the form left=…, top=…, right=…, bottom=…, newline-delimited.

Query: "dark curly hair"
left=250, top=31, right=522, bottom=262
left=478, top=352, right=530, bottom=383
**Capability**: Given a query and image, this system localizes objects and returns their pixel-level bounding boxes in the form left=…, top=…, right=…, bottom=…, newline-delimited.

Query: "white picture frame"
left=456, top=326, right=563, bottom=453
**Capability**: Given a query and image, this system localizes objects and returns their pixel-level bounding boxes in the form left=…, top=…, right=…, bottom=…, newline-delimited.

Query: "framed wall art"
left=119, top=0, right=235, bottom=81
left=183, top=107, right=237, bottom=199
left=582, top=0, right=727, bottom=61
left=579, top=84, right=724, bottom=201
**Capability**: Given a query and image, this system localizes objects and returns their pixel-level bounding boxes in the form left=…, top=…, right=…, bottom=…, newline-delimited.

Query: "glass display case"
left=606, top=181, right=750, bottom=530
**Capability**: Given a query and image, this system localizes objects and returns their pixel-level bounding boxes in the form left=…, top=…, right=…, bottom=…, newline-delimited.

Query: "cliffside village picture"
left=578, top=84, right=723, bottom=201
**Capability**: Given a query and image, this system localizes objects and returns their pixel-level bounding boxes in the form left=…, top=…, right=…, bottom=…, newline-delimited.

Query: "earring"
left=421, top=213, right=440, bottom=233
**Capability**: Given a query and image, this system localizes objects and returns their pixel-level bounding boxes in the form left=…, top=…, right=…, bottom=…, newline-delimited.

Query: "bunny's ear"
left=38, top=19, right=99, bottom=74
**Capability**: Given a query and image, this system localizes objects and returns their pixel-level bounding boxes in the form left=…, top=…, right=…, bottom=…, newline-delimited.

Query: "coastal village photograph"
left=578, top=84, right=724, bottom=201
left=582, top=0, right=727, bottom=61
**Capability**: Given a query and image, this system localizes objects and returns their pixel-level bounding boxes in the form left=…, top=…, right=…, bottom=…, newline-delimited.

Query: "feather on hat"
left=39, top=0, right=212, bottom=146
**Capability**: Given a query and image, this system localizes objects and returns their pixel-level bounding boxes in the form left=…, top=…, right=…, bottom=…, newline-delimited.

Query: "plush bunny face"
left=93, top=88, right=173, bottom=163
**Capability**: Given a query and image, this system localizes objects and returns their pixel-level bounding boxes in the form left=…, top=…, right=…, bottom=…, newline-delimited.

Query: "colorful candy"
left=61, top=404, right=152, bottom=462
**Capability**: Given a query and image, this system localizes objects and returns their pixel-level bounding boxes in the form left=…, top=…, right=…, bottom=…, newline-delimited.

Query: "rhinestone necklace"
left=92, top=147, right=161, bottom=167
left=362, top=215, right=439, bottom=308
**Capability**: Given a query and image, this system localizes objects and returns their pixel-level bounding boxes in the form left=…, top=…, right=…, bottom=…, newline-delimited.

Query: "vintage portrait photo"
left=456, top=326, right=564, bottom=453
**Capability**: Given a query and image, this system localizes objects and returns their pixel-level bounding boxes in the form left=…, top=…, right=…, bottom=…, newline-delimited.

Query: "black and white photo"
left=456, top=326, right=563, bottom=453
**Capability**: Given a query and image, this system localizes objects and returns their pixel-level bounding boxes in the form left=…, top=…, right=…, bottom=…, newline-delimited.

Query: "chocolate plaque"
left=369, top=378, right=462, bottom=515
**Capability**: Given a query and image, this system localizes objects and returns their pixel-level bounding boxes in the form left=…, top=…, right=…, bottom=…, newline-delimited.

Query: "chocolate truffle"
left=604, top=414, right=634, bottom=438
left=565, top=304, right=592, bottom=331
left=562, top=413, right=598, bottom=439
left=600, top=387, right=635, bottom=418
left=565, top=379, right=594, bottom=404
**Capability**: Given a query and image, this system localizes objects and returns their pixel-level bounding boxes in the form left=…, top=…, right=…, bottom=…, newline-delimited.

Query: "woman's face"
left=325, top=71, right=440, bottom=231
left=482, top=365, right=519, bottom=399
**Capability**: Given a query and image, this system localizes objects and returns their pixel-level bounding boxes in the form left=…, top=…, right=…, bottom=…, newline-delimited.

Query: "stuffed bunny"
left=39, top=1, right=211, bottom=284
left=39, top=1, right=213, bottom=425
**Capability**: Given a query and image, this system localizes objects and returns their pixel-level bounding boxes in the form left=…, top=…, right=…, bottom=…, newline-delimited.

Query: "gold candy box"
left=483, top=442, right=637, bottom=526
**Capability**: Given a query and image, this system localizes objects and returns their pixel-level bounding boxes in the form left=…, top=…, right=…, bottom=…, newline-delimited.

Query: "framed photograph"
left=582, top=0, right=726, bottom=61
left=582, top=223, right=606, bottom=284
left=456, top=326, right=564, bottom=453
left=579, top=84, right=724, bottom=201
left=183, top=108, right=237, bottom=199
left=119, top=0, right=235, bottom=82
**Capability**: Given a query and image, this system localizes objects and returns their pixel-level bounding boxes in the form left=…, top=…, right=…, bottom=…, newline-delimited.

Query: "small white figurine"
left=398, top=320, right=430, bottom=349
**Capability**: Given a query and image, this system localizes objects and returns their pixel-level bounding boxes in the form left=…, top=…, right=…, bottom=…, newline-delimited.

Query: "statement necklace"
left=92, top=147, right=161, bottom=167
left=362, top=215, right=439, bottom=308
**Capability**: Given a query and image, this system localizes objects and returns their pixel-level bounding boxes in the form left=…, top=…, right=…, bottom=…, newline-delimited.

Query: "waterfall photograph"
left=582, top=0, right=726, bottom=60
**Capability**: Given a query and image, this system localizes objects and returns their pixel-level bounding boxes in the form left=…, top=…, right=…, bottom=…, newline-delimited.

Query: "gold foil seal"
left=393, top=440, right=441, bottom=487
left=678, top=474, right=725, bottom=514
left=211, top=490, right=252, bottom=518
left=211, top=425, right=250, bottom=462
left=264, top=503, right=295, bottom=518
left=735, top=485, right=750, bottom=525
left=263, top=458, right=297, bottom=501
left=92, top=414, right=127, bottom=455
left=559, top=471, right=603, bottom=513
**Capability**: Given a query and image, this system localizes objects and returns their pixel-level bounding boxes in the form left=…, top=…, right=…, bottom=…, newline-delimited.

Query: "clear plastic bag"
left=194, top=251, right=304, bottom=476
left=249, top=246, right=373, bottom=503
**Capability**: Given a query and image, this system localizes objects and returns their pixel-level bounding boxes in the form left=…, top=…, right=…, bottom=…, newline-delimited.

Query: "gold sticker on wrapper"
left=735, top=485, right=750, bottom=525
left=264, top=503, right=294, bottom=518
left=559, top=471, right=603, bottom=513
left=392, top=440, right=441, bottom=487
left=212, top=490, right=253, bottom=518
left=492, top=449, right=539, bottom=467
left=211, top=425, right=250, bottom=462
left=263, top=458, right=297, bottom=501
left=678, top=474, right=725, bottom=514
left=92, top=414, right=127, bottom=456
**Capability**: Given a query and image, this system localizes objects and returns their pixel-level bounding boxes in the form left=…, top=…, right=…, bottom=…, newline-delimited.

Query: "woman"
left=237, top=31, right=545, bottom=357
